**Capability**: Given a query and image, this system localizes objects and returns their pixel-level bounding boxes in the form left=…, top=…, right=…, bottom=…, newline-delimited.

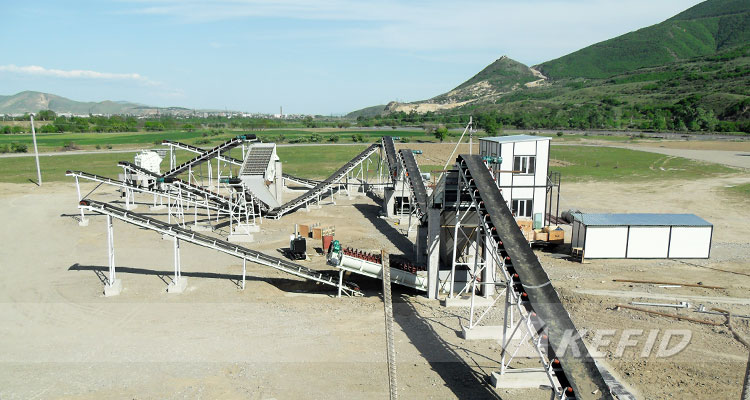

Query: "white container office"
left=571, top=213, right=712, bottom=259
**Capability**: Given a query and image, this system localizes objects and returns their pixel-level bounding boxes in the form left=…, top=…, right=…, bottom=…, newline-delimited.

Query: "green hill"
left=0, top=91, right=148, bottom=115
left=453, top=56, right=537, bottom=92
left=536, top=0, right=750, bottom=79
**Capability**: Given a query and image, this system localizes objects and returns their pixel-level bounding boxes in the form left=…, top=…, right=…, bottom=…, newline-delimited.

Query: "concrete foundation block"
left=443, top=295, right=497, bottom=308
left=78, top=218, right=89, bottom=227
left=460, top=325, right=505, bottom=340
left=228, top=233, right=254, bottom=243
left=104, top=279, right=122, bottom=297
left=233, top=224, right=260, bottom=233
left=149, top=204, right=167, bottom=211
left=125, top=204, right=138, bottom=211
left=490, top=369, right=552, bottom=389
left=190, top=223, right=213, bottom=232
left=167, top=277, right=188, bottom=293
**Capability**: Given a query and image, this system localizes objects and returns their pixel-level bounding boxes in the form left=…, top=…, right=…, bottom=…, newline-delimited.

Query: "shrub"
left=95, top=144, right=102, bottom=150
left=10, top=142, right=28, bottom=153
left=62, top=141, right=79, bottom=151
left=328, top=134, right=340, bottom=143
left=0, top=144, right=9, bottom=153
left=557, top=132, right=564, bottom=137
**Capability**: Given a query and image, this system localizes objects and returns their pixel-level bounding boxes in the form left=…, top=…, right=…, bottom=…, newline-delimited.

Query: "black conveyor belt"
left=382, top=136, right=398, bottom=180
left=459, top=154, right=611, bottom=399
left=162, top=137, right=245, bottom=178
left=399, top=149, right=428, bottom=216
left=267, top=143, right=380, bottom=217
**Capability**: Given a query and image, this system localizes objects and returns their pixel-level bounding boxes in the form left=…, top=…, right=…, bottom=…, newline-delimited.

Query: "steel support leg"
left=107, top=215, right=115, bottom=285
left=338, top=269, right=344, bottom=298
left=173, top=237, right=181, bottom=282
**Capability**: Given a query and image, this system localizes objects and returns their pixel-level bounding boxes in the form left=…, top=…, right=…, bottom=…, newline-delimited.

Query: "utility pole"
left=30, top=115, right=42, bottom=185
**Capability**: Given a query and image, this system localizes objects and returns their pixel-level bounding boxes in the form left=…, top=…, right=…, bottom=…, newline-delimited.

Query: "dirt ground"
left=1, top=140, right=749, bottom=399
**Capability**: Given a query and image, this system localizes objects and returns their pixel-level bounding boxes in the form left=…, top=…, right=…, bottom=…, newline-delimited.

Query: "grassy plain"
left=0, top=142, right=739, bottom=185
left=0, top=129, right=435, bottom=153
left=725, top=182, right=750, bottom=201
left=549, top=145, right=736, bottom=182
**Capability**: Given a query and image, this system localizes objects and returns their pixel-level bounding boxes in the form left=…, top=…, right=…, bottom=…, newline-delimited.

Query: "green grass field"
left=277, top=145, right=370, bottom=179
left=549, top=145, right=736, bottom=181
left=725, top=183, right=750, bottom=202
left=0, top=129, right=434, bottom=153
left=0, top=143, right=739, bottom=185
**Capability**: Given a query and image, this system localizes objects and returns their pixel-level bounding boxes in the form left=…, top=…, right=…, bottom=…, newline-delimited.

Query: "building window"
left=512, top=199, right=533, bottom=218
left=513, top=156, right=536, bottom=175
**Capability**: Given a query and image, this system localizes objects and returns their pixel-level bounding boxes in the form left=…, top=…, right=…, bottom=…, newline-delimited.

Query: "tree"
left=36, top=110, right=56, bottom=121
left=434, top=125, right=447, bottom=142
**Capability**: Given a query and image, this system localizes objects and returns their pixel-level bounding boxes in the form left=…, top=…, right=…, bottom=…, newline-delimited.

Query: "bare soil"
left=1, top=141, right=749, bottom=399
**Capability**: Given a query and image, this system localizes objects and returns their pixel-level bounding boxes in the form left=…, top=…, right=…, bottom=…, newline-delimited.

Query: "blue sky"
left=1, top=0, right=702, bottom=115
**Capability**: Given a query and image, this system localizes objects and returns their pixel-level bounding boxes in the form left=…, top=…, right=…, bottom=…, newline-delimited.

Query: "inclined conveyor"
left=265, top=143, right=380, bottom=218
left=382, top=136, right=398, bottom=181
left=162, top=136, right=249, bottom=178
left=118, top=161, right=233, bottom=210
left=398, top=149, right=428, bottom=216
left=77, top=199, right=363, bottom=297
left=457, top=154, right=610, bottom=398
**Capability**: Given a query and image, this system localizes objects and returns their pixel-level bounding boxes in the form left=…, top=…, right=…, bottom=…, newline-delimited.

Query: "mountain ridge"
left=0, top=91, right=216, bottom=116
left=348, top=0, right=750, bottom=125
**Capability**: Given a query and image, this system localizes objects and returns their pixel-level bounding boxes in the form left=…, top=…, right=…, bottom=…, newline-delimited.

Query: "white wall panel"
left=669, top=227, right=712, bottom=258
left=572, top=221, right=581, bottom=248
left=627, top=227, right=670, bottom=258
left=533, top=187, right=546, bottom=216
left=513, top=175, right=535, bottom=186
left=584, top=227, right=628, bottom=258
left=499, top=145, right=513, bottom=186
left=511, top=187, right=533, bottom=199
left=514, top=141, right=536, bottom=155
left=535, top=140, right=549, bottom=185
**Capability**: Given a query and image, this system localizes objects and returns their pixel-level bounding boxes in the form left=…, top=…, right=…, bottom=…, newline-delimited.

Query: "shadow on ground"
left=68, top=263, right=341, bottom=294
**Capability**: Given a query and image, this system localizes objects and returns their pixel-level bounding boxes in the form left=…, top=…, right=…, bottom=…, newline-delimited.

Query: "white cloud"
left=125, top=0, right=703, bottom=64
left=0, top=64, right=161, bottom=85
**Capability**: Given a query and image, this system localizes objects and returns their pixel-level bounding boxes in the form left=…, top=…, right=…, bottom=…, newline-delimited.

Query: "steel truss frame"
left=454, top=158, right=568, bottom=399
left=79, top=199, right=363, bottom=297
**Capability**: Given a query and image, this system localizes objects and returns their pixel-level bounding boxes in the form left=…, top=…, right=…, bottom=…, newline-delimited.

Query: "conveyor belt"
left=162, top=136, right=247, bottom=178
left=77, top=199, right=362, bottom=297
left=398, top=149, right=428, bottom=216
left=266, top=143, right=380, bottom=218
left=162, top=140, right=243, bottom=166
left=66, top=170, right=227, bottom=213
left=458, top=154, right=610, bottom=399
left=282, top=173, right=320, bottom=188
left=119, top=161, right=233, bottom=210
left=382, top=136, right=398, bottom=180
